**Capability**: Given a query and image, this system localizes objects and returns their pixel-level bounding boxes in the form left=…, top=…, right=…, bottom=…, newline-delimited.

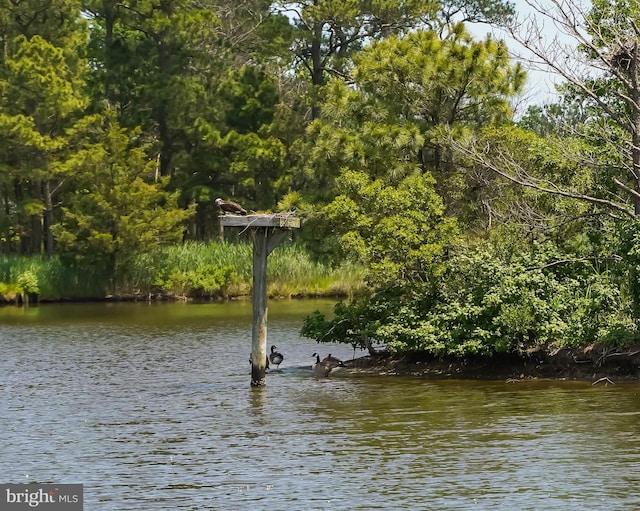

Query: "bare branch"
left=449, top=134, right=636, bottom=218
left=495, top=0, right=640, bottom=215
left=505, top=0, right=640, bottom=126
left=526, top=255, right=622, bottom=271
left=614, top=177, right=640, bottom=200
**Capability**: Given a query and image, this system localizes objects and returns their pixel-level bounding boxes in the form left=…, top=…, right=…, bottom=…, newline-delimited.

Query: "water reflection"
left=0, top=302, right=639, bottom=510
left=249, top=387, right=267, bottom=412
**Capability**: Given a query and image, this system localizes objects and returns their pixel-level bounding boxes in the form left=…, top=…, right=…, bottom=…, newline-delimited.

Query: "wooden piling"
left=219, top=213, right=300, bottom=386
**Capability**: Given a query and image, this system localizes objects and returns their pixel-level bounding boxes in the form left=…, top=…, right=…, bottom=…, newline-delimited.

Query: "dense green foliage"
left=326, top=171, right=458, bottom=287
left=2, top=1, right=640, bottom=356
left=303, top=238, right=635, bottom=355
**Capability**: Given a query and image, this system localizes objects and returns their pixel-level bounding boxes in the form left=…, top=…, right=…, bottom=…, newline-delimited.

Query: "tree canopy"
left=2, top=0, right=640, bottom=355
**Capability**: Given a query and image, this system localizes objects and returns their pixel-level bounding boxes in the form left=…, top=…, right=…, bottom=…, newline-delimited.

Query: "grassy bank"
left=0, top=241, right=366, bottom=303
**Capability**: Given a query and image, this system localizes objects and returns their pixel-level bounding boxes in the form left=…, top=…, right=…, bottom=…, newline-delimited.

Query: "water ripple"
left=1, top=303, right=640, bottom=510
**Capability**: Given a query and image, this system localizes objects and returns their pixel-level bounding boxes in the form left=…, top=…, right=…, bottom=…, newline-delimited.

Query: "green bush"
left=17, top=271, right=39, bottom=295
left=163, top=265, right=235, bottom=298
left=303, top=242, right=638, bottom=356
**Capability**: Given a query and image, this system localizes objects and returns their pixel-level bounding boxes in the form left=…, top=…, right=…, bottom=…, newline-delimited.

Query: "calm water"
left=1, top=301, right=640, bottom=510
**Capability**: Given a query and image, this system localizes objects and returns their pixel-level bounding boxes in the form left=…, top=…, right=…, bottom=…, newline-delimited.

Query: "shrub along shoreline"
left=0, top=241, right=366, bottom=305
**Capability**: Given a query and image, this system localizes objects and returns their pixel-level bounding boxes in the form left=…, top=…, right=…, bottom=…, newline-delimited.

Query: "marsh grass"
left=0, top=254, right=108, bottom=300
left=266, top=244, right=366, bottom=297
left=0, top=242, right=365, bottom=302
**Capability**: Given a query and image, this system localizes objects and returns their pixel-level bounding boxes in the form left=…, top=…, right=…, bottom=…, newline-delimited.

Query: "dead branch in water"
left=592, top=377, right=615, bottom=386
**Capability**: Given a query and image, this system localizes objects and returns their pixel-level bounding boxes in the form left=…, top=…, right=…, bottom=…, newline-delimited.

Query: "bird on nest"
left=215, top=197, right=247, bottom=215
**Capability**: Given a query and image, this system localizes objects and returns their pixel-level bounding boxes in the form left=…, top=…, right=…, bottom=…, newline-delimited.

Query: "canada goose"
left=269, top=345, right=284, bottom=369
left=312, top=353, right=344, bottom=367
left=312, top=353, right=342, bottom=377
left=324, top=354, right=344, bottom=367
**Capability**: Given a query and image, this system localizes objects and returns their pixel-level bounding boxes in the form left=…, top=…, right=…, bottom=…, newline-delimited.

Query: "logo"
left=0, top=484, right=83, bottom=510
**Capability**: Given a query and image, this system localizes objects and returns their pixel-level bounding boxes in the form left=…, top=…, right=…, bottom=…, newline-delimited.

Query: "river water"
left=1, top=300, right=640, bottom=510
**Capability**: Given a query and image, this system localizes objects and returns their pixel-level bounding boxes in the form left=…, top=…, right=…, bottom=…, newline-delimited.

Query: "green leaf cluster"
left=325, top=170, right=458, bottom=287
left=50, top=115, right=195, bottom=279
left=304, top=242, right=636, bottom=356
left=157, top=265, right=235, bottom=299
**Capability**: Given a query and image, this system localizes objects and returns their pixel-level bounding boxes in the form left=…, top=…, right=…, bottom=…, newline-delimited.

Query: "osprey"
left=215, top=197, right=247, bottom=215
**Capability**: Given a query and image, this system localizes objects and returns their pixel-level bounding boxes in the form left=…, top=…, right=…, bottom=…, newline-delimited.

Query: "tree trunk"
left=42, top=180, right=54, bottom=256
left=632, top=43, right=640, bottom=217
left=310, top=15, right=324, bottom=120
left=156, top=17, right=173, bottom=177
left=28, top=180, right=42, bottom=254
left=103, top=1, right=117, bottom=102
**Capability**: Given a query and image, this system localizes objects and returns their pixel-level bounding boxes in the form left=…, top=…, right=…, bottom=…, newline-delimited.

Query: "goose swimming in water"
left=313, top=353, right=344, bottom=366
left=312, top=353, right=343, bottom=377
left=269, top=345, right=284, bottom=369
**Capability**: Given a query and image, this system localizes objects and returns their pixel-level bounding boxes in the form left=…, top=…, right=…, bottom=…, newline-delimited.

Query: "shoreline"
left=0, top=292, right=349, bottom=306
left=4, top=297, right=639, bottom=383
left=333, top=346, right=640, bottom=383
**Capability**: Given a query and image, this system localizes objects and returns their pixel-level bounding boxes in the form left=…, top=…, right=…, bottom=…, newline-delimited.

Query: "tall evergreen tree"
left=84, top=0, right=297, bottom=239
left=295, top=25, right=524, bottom=203
left=0, top=0, right=90, bottom=255
left=51, top=113, right=195, bottom=284
left=273, top=0, right=515, bottom=119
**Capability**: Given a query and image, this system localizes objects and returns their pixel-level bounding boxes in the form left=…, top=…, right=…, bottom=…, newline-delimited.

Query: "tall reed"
left=123, top=241, right=364, bottom=299
left=0, top=242, right=365, bottom=301
left=266, top=243, right=366, bottom=297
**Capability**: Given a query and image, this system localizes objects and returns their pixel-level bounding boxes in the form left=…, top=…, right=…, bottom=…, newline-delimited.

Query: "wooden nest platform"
left=219, top=212, right=301, bottom=229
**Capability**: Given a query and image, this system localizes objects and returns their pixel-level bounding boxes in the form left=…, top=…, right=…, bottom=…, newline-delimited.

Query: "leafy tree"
left=503, top=0, right=640, bottom=216
left=448, top=0, right=640, bottom=235
left=439, top=0, right=515, bottom=26
left=517, top=95, right=590, bottom=137
left=303, top=240, right=636, bottom=356
left=293, top=25, right=525, bottom=218
left=301, top=169, right=457, bottom=354
left=170, top=65, right=288, bottom=239
left=51, top=114, right=195, bottom=287
left=84, top=1, right=298, bottom=240
left=0, top=0, right=86, bottom=45
left=84, top=0, right=223, bottom=177
left=325, top=170, right=458, bottom=287
left=351, top=26, right=524, bottom=171
left=448, top=123, right=632, bottom=236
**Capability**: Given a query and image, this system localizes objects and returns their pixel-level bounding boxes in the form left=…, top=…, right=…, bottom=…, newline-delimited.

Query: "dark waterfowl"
left=313, top=353, right=344, bottom=367
left=312, top=353, right=342, bottom=377
left=269, top=345, right=284, bottom=369
left=323, top=354, right=344, bottom=367
left=312, top=354, right=330, bottom=377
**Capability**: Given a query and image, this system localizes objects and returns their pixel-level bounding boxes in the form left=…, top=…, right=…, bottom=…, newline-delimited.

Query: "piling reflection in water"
left=1, top=301, right=639, bottom=510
